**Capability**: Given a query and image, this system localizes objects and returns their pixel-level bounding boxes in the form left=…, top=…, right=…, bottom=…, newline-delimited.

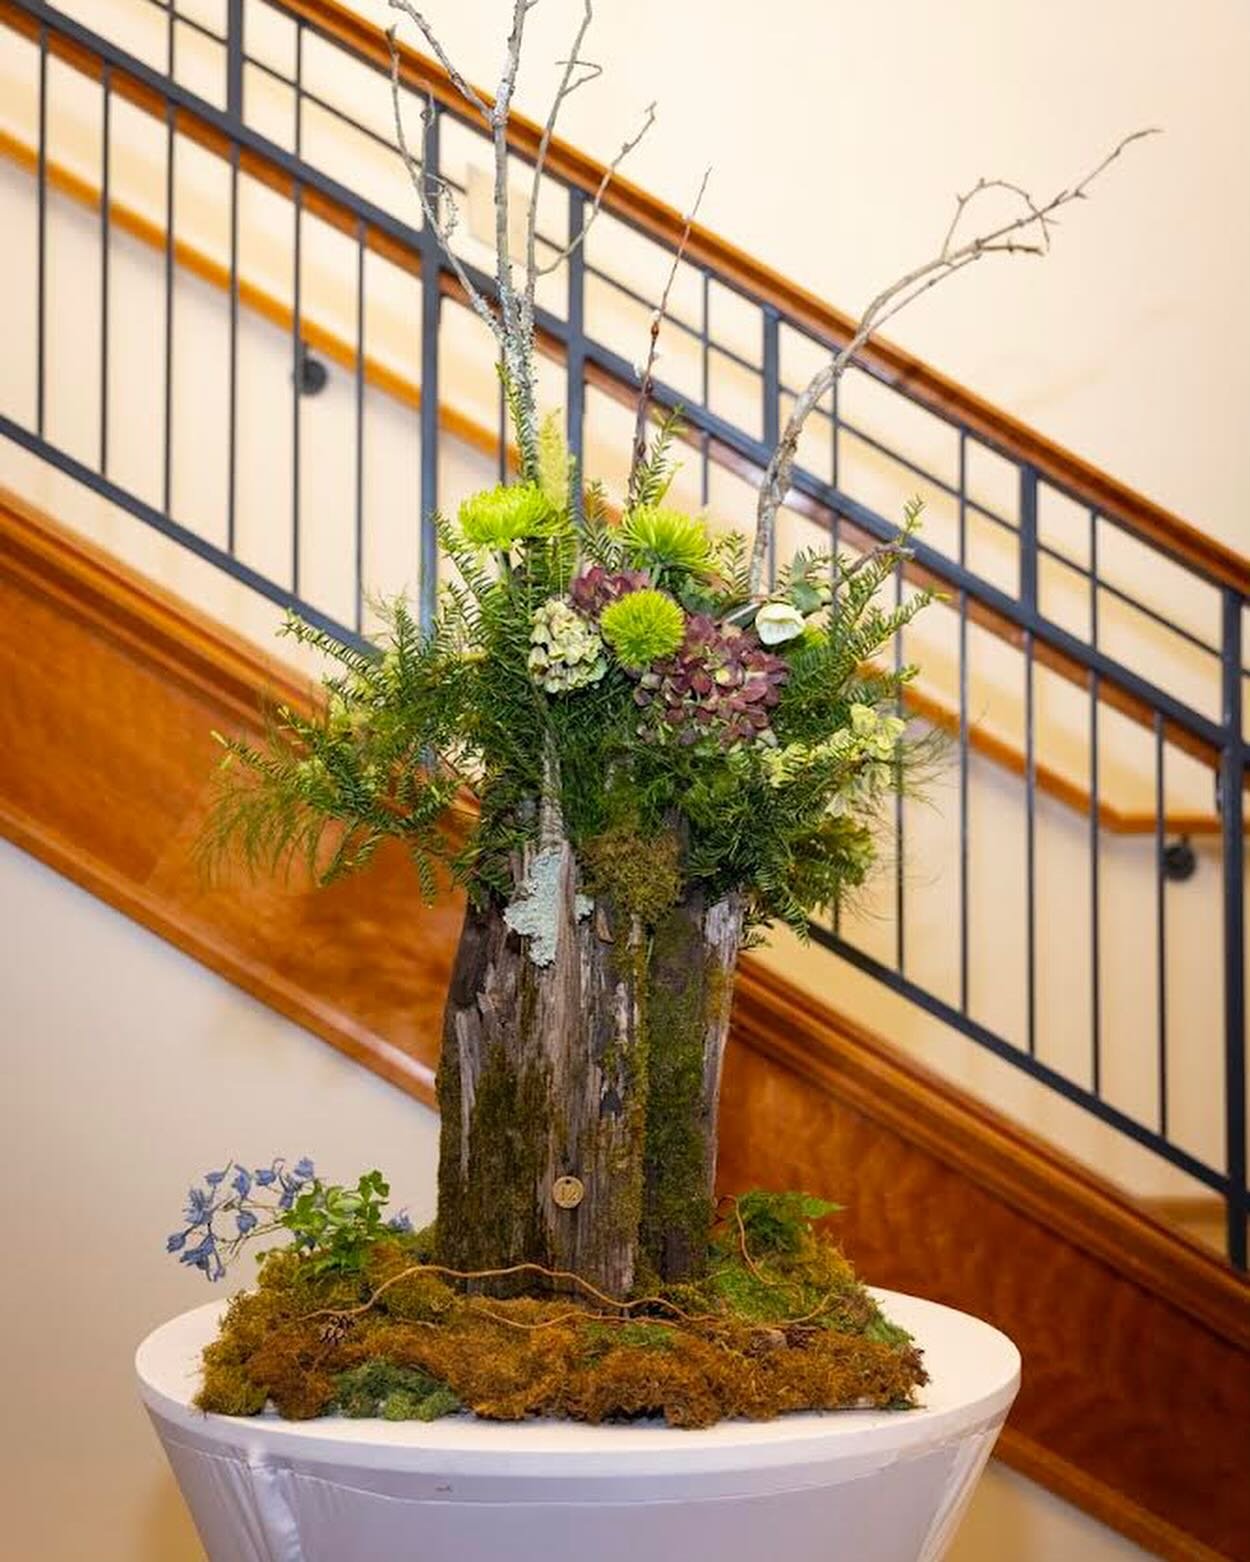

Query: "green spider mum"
left=621, top=506, right=712, bottom=575
left=458, top=483, right=554, bottom=549
left=600, top=588, right=686, bottom=669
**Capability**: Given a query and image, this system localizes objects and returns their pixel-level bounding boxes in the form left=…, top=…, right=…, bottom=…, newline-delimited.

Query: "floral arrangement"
left=175, top=0, right=1146, bottom=1432
left=206, top=429, right=926, bottom=944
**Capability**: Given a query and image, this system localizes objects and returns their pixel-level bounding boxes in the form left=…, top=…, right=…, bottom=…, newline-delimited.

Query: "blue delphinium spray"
left=167, top=1158, right=411, bottom=1280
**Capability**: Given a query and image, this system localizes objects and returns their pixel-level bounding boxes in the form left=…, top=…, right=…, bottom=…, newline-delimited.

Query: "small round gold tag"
left=552, top=1175, right=585, bottom=1209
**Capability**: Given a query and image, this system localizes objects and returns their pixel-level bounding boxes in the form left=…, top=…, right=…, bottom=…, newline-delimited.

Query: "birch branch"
left=385, top=29, right=500, bottom=341
left=491, top=0, right=542, bottom=474
left=386, top=0, right=492, bottom=124
left=748, top=127, right=1159, bottom=593
left=533, top=100, right=657, bottom=277
left=625, top=165, right=710, bottom=510
left=388, top=1, right=541, bottom=467
left=523, top=0, right=596, bottom=338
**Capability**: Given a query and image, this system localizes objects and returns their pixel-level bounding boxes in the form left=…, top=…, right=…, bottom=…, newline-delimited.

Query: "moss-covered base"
left=199, top=1206, right=926, bottom=1430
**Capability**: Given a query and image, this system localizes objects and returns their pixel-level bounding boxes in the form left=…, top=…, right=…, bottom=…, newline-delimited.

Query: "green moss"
left=639, top=902, right=719, bottom=1281
left=437, top=1027, right=554, bottom=1289
left=198, top=1203, right=925, bottom=1430
left=581, top=827, right=683, bottom=925
left=366, top=1241, right=457, bottom=1321
left=582, top=1321, right=675, bottom=1359
left=335, top=1358, right=460, bottom=1420
left=864, top=1309, right=915, bottom=1349
left=197, top=1352, right=268, bottom=1416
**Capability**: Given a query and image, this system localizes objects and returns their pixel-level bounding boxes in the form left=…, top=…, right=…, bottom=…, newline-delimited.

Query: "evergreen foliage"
left=203, top=413, right=932, bottom=938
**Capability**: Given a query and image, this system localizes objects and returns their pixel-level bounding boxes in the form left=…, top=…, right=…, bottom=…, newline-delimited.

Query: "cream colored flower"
left=755, top=601, right=806, bottom=645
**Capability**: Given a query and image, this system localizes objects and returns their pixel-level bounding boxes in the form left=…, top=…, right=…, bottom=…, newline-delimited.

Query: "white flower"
left=755, top=601, right=806, bottom=645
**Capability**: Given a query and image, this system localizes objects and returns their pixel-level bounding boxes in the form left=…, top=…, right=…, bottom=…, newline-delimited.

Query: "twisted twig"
left=748, top=128, right=1159, bottom=592
left=625, top=165, right=711, bottom=511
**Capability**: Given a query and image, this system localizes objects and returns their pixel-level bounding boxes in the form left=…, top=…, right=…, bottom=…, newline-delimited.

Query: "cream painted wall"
left=0, top=837, right=1150, bottom=1562
left=0, top=837, right=441, bottom=1562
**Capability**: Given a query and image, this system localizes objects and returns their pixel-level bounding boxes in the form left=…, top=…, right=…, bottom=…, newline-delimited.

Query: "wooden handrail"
left=0, top=124, right=1234, bottom=840
left=288, top=0, right=1250, bottom=598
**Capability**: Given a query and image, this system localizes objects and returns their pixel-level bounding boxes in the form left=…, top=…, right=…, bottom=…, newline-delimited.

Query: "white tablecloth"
left=138, top=1288, right=1019, bottom=1562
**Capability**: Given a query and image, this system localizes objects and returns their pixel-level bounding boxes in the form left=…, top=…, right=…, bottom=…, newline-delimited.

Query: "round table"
left=137, top=1289, right=1019, bottom=1562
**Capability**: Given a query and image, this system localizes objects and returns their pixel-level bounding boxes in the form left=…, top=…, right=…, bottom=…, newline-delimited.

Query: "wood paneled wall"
left=1, top=487, right=1246, bottom=1560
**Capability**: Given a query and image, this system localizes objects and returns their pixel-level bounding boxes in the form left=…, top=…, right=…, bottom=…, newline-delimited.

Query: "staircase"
left=0, top=4, right=1247, bottom=1558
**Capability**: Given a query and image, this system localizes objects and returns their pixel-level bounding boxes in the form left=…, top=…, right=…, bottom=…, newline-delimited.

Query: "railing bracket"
left=1162, top=836, right=1197, bottom=883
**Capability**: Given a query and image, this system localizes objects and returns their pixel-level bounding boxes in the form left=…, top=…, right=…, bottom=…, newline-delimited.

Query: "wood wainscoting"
left=1, top=486, right=1247, bottom=1560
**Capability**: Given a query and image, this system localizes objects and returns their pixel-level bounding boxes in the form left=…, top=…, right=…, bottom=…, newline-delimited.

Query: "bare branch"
left=748, top=128, right=1159, bottom=593
left=386, top=0, right=491, bottom=124
left=489, top=0, right=542, bottom=473
left=386, top=28, right=499, bottom=340
left=534, top=100, right=658, bottom=276
left=523, top=0, right=595, bottom=330
left=625, top=165, right=711, bottom=509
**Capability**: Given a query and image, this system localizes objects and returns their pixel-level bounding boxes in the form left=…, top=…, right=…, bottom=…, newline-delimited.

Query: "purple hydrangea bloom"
left=634, top=615, right=788, bottom=748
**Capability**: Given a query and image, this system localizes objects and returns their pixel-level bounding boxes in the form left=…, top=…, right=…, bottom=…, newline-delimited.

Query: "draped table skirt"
left=137, top=1289, right=1019, bottom=1562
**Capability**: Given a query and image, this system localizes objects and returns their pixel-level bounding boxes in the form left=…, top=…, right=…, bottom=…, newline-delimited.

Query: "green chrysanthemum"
left=621, top=506, right=712, bottom=575
left=600, top=588, right=686, bottom=669
left=458, top=483, right=553, bottom=549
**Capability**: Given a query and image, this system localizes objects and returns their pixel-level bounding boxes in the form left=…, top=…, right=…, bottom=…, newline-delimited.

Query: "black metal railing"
left=1, top=0, right=1245, bottom=1266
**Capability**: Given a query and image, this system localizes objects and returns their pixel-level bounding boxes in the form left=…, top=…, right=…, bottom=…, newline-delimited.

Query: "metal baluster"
left=958, top=434, right=970, bottom=1013
left=761, top=308, right=780, bottom=589
left=291, top=24, right=304, bottom=591
left=294, top=21, right=303, bottom=156
left=1089, top=511, right=1102, bottom=1094
left=292, top=180, right=302, bottom=593
left=1219, top=590, right=1247, bottom=1268
left=227, top=143, right=239, bottom=553
left=99, top=66, right=110, bottom=475
left=566, top=191, right=586, bottom=514
left=1021, top=467, right=1039, bottom=1056
left=36, top=25, right=47, bottom=438
left=1154, top=712, right=1168, bottom=1138
left=700, top=271, right=710, bottom=509
left=163, top=102, right=175, bottom=516
left=895, top=561, right=906, bottom=975
left=354, top=220, right=366, bottom=636
left=417, top=105, right=442, bottom=633
left=225, top=0, right=244, bottom=121
left=496, top=378, right=507, bottom=482
left=830, top=367, right=841, bottom=601
left=829, top=370, right=843, bottom=946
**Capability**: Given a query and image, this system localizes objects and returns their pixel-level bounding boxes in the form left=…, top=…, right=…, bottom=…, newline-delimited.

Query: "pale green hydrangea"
left=759, top=702, right=906, bottom=806
left=849, top=701, right=906, bottom=759
left=528, top=599, right=608, bottom=693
